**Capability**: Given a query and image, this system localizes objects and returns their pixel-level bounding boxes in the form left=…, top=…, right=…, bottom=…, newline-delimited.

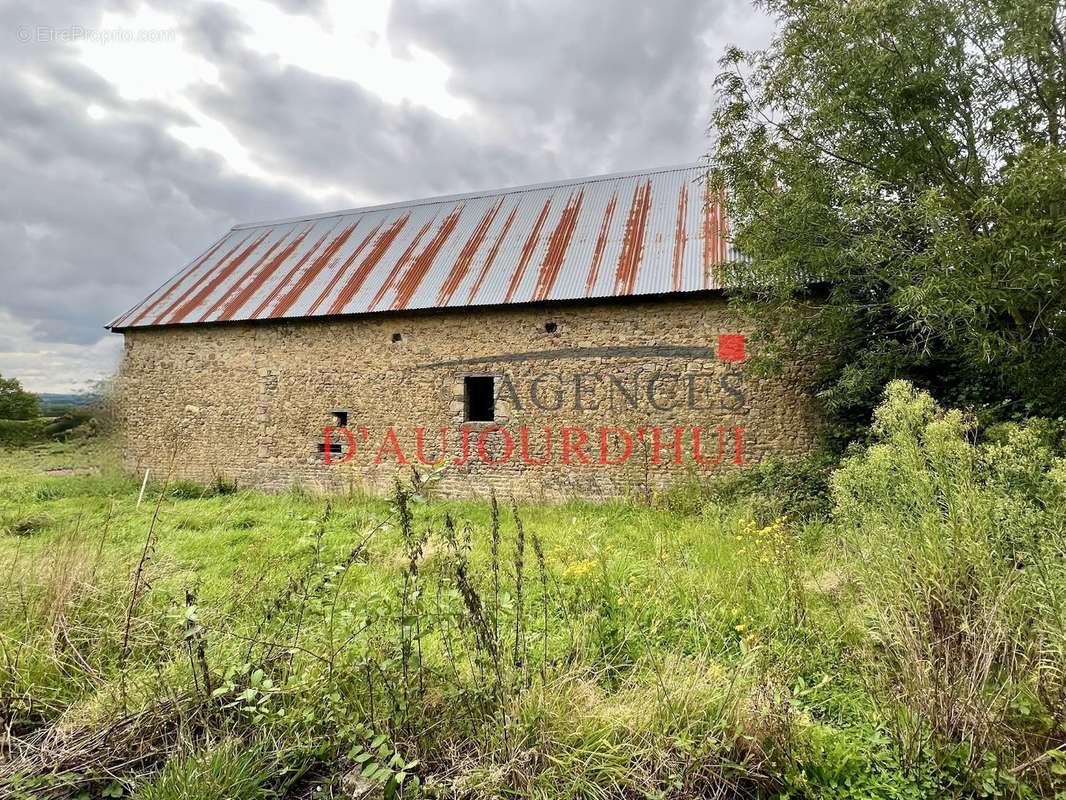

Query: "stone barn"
left=108, top=164, right=820, bottom=499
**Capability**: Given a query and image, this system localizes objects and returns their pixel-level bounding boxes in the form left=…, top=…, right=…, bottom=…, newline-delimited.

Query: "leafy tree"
left=711, top=0, right=1066, bottom=443
left=0, top=374, right=40, bottom=420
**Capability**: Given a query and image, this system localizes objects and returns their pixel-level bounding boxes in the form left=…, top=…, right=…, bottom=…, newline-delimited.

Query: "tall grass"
left=1, top=385, right=1064, bottom=798
left=833, top=381, right=1066, bottom=793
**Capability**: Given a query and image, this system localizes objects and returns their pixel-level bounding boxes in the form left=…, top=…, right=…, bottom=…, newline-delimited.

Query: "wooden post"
left=137, top=468, right=150, bottom=507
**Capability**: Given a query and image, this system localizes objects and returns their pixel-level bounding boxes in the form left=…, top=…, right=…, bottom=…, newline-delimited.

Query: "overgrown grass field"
left=1, top=384, right=1064, bottom=799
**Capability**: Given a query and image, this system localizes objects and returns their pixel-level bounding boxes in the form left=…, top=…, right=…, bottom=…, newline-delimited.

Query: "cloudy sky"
left=0, top=0, right=774, bottom=393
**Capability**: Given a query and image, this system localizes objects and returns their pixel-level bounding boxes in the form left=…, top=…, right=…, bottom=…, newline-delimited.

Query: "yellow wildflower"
left=562, top=558, right=597, bottom=579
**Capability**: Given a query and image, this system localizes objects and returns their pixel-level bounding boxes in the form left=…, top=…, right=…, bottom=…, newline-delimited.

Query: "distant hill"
left=37, top=393, right=98, bottom=414
left=38, top=393, right=96, bottom=407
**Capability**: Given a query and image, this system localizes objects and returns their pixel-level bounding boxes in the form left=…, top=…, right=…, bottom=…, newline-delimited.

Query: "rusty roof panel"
left=108, top=163, right=742, bottom=330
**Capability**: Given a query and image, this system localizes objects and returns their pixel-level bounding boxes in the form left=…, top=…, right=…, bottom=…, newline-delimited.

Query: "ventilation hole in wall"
left=332, top=410, right=348, bottom=428
left=464, top=376, right=495, bottom=422
left=317, top=441, right=344, bottom=454
left=544, top=321, right=558, bottom=333
left=391, top=332, right=403, bottom=343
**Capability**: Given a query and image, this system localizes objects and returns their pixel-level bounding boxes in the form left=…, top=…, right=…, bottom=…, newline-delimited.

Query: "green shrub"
left=167, top=479, right=207, bottom=500
left=0, top=413, right=99, bottom=448
left=831, top=381, right=1066, bottom=793
left=42, top=411, right=94, bottom=440
left=0, top=374, right=38, bottom=420
left=0, top=419, right=46, bottom=448
left=167, top=475, right=238, bottom=500
left=655, top=456, right=836, bottom=521
left=720, top=455, right=835, bottom=521
left=0, top=510, right=54, bottom=537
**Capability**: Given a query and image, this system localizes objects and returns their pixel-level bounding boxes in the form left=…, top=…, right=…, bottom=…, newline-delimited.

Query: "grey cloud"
left=0, top=0, right=324, bottom=362
left=387, top=0, right=770, bottom=173
left=0, top=310, right=123, bottom=394
left=177, top=0, right=548, bottom=201
left=265, top=0, right=328, bottom=17
left=0, top=0, right=774, bottom=392
left=179, top=1, right=252, bottom=62
left=183, top=0, right=775, bottom=212
left=191, top=56, right=548, bottom=202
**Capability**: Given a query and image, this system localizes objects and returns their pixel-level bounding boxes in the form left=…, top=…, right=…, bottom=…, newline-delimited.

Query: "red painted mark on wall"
left=532, top=190, right=584, bottom=302
left=368, top=216, right=437, bottom=310
left=503, top=198, right=552, bottom=303
left=703, top=184, right=728, bottom=287
left=249, top=225, right=339, bottom=320
left=465, top=203, right=518, bottom=303
left=391, top=204, right=465, bottom=310
left=167, top=230, right=273, bottom=324
left=718, top=333, right=746, bottom=362
left=436, top=200, right=503, bottom=306
left=613, top=180, right=652, bottom=295
left=216, top=227, right=312, bottom=322
left=146, top=234, right=252, bottom=326
left=671, top=183, right=688, bottom=292
left=271, top=221, right=362, bottom=318
left=584, top=193, right=617, bottom=295
left=306, top=220, right=382, bottom=316
left=325, top=213, right=411, bottom=315
left=120, top=235, right=231, bottom=328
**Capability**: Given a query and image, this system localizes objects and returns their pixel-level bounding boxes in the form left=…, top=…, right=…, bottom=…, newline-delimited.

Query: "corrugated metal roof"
left=108, top=163, right=739, bottom=330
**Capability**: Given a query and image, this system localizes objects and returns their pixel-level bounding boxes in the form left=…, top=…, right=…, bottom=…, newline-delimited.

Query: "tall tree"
left=0, top=374, right=39, bottom=420
left=711, top=0, right=1066, bottom=442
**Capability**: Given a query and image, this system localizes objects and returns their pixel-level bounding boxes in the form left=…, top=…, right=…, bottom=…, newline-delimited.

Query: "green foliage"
left=134, top=741, right=272, bottom=800
left=711, top=0, right=1066, bottom=438
left=43, top=411, right=94, bottom=440
left=0, top=510, right=54, bottom=536
left=0, top=375, right=38, bottom=420
left=832, top=381, right=1066, bottom=794
left=0, top=419, right=47, bottom=448
left=706, top=454, right=835, bottom=523
left=0, top=427, right=1063, bottom=797
left=346, top=731, right=421, bottom=799
left=654, top=455, right=835, bottom=522
left=38, top=392, right=99, bottom=418
left=167, top=475, right=239, bottom=500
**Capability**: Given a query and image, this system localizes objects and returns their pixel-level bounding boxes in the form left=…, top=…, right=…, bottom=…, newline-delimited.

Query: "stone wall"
left=113, top=295, right=821, bottom=500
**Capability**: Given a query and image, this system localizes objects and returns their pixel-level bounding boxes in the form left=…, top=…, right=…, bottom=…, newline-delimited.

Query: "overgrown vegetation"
left=711, top=0, right=1066, bottom=442
left=0, top=419, right=47, bottom=449
left=0, top=375, right=38, bottom=422
left=0, top=383, right=1063, bottom=798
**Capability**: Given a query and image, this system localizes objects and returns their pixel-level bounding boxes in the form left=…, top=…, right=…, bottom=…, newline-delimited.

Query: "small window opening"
left=464, top=376, right=495, bottom=422
left=317, top=440, right=344, bottom=454
left=544, top=321, right=558, bottom=333
left=391, top=332, right=403, bottom=343
left=332, top=410, right=348, bottom=427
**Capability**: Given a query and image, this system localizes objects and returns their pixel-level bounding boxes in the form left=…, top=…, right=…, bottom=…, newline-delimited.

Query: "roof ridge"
left=231, top=161, right=709, bottom=231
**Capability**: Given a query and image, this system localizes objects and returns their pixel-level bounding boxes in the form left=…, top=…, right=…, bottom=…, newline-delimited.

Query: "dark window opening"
left=544, top=321, right=558, bottom=333
left=391, top=332, right=403, bottom=343
left=332, top=410, right=348, bottom=427
left=464, top=376, right=495, bottom=422
left=317, top=441, right=344, bottom=454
